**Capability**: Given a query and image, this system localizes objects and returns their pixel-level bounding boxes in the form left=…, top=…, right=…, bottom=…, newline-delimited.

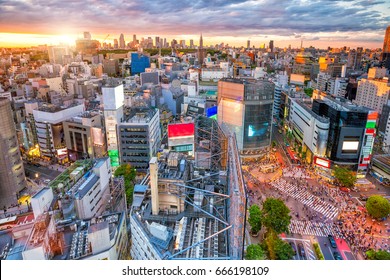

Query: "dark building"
left=378, top=103, right=390, bottom=134
left=345, top=81, right=357, bottom=101
left=312, top=98, right=374, bottom=172
left=118, top=108, right=160, bottom=172
left=381, top=26, right=390, bottom=70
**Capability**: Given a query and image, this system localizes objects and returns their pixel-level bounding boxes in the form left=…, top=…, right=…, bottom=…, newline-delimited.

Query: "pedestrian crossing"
left=302, top=239, right=316, bottom=260
left=289, top=220, right=344, bottom=238
left=271, top=179, right=339, bottom=221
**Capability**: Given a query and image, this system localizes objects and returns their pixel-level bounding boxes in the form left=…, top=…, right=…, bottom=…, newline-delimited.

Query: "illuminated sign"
left=206, top=106, right=217, bottom=118
left=342, top=141, right=359, bottom=151
left=168, top=123, right=195, bottom=138
left=108, top=150, right=119, bottom=167
left=57, top=148, right=67, bottom=158
left=314, top=156, right=330, bottom=169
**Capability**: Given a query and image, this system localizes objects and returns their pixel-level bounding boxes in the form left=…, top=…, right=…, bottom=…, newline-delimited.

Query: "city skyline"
left=0, top=0, right=389, bottom=48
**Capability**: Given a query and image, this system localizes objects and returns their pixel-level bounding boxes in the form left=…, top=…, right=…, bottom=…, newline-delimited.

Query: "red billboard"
left=168, top=123, right=195, bottom=138
left=314, top=156, right=330, bottom=169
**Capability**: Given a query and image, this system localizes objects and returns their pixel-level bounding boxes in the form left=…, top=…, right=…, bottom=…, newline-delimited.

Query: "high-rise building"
left=355, top=67, right=390, bottom=114
left=381, top=26, right=390, bottom=70
left=155, top=36, right=160, bottom=48
left=197, top=34, right=206, bottom=66
left=118, top=107, right=161, bottom=172
left=269, top=40, right=274, bottom=52
left=76, top=32, right=99, bottom=55
left=119, top=33, right=125, bottom=49
left=0, top=98, right=26, bottom=208
left=217, top=78, right=274, bottom=154
left=83, top=32, right=91, bottom=40
left=113, top=39, right=118, bottom=49
left=102, top=82, right=125, bottom=167
left=247, top=40, right=250, bottom=49
left=190, top=39, right=194, bottom=49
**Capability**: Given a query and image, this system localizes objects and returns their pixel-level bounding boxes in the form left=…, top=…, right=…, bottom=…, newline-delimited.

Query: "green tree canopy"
left=366, top=195, right=390, bottom=219
left=114, top=163, right=137, bottom=205
left=246, top=244, right=266, bottom=260
left=333, top=166, right=356, bottom=188
left=261, top=198, right=291, bottom=234
left=248, top=204, right=262, bottom=234
left=366, top=249, right=390, bottom=260
left=274, top=237, right=295, bottom=260
left=262, top=229, right=294, bottom=260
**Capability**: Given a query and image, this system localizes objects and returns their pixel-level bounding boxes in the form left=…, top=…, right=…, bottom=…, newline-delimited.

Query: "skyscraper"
left=114, top=39, right=119, bottom=49
left=269, top=40, right=274, bottom=52
left=0, top=97, right=26, bottom=208
left=197, top=33, right=206, bottom=66
left=119, top=33, right=125, bottom=49
left=247, top=40, right=250, bottom=49
left=381, top=25, right=390, bottom=70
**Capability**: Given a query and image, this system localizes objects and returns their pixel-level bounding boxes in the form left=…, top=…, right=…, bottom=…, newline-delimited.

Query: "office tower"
left=118, top=107, right=161, bottom=172
left=163, top=38, right=167, bottom=48
left=381, top=25, right=390, bottom=70
left=114, top=39, right=118, bottom=49
left=133, top=34, right=137, bottom=43
left=0, top=98, right=26, bottom=208
left=190, top=39, right=194, bottom=48
left=47, top=45, right=70, bottom=65
left=348, top=48, right=363, bottom=70
left=269, top=40, right=274, bottom=52
left=76, top=32, right=99, bottom=55
left=197, top=34, right=206, bottom=66
left=119, top=33, right=125, bottom=49
left=355, top=67, right=390, bottom=114
left=155, top=36, right=160, bottom=48
left=102, top=82, right=124, bottom=166
left=217, top=78, right=274, bottom=153
left=247, top=40, right=250, bottom=49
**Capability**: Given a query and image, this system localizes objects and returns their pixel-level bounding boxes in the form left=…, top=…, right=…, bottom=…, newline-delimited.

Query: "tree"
left=272, top=141, right=277, bottom=148
left=333, top=166, right=356, bottom=188
left=248, top=205, right=262, bottom=235
left=261, top=198, right=291, bottom=234
left=246, top=244, right=266, bottom=260
left=274, top=237, right=295, bottom=260
left=262, top=229, right=294, bottom=260
left=114, top=163, right=137, bottom=205
left=366, top=195, right=390, bottom=219
left=366, top=249, right=390, bottom=260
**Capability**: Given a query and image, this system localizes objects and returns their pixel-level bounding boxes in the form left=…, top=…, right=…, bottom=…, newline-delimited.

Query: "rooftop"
left=295, top=99, right=329, bottom=123
left=123, top=107, right=158, bottom=123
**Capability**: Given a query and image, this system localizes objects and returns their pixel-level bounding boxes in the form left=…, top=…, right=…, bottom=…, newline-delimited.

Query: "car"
left=333, top=251, right=342, bottom=260
left=297, top=243, right=306, bottom=259
left=43, top=179, right=51, bottom=184
left=328, top=235, right=337, bottom=248
left=360, top=195, right=368, bottom=201
left=339, top=187, right=351, bottom=193
left=289, top=242, right=297, bottom=255
left=33, top=163, right=40, bottom=167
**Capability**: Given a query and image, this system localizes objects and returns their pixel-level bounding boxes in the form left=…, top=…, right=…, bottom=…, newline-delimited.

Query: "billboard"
left=206, top=106, right=217, bottom=118
left=168, top=123, right=195, bottom=150
left=342, top=141, right=359, bottom=153
left=108, top=149, right=119, bottom=167
left=219, top=99, right=243, bottom=126
left=314, top=156, right=330, bottom=169
left=167, top=123, right=195, bottom=138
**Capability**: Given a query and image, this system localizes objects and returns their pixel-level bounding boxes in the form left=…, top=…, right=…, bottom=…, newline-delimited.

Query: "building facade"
left=0, top=98, right=26, bottom=207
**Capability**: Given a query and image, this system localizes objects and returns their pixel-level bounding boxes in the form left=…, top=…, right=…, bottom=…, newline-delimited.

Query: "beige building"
left=355, top=68, right=390, bottom=114
left=63, top=111, right=106, bottom=161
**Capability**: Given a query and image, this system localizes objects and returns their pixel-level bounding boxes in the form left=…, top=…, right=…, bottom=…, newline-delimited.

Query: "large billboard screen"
left=91, top=127, right=105, bottom=146
left=108, top=149, right=119, bottom=167
left=342, top=141, right=359, bottom=153
left=167, top=123, right=195, bottom=138
left=206, top=106, right=217, bottom=118
left=220, top=99, right=243, bottom=126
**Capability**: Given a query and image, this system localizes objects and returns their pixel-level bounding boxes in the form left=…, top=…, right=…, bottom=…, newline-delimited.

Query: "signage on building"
left=314, top=156, right=331, bottom=169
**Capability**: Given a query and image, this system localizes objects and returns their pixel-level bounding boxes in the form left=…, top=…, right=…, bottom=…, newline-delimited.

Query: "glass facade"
left=243, top=103, right=273, bottom=149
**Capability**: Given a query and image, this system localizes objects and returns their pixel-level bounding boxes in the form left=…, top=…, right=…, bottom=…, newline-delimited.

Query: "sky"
left=0, top=0, right=389, bottom=49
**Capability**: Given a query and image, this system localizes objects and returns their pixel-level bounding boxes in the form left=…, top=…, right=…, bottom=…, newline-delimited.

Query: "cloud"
left=0, top=0, right=388, bottom=46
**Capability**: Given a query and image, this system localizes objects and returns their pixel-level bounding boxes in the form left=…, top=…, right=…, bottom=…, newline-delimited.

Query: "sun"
left=56, top=35, right=77, bottom=46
